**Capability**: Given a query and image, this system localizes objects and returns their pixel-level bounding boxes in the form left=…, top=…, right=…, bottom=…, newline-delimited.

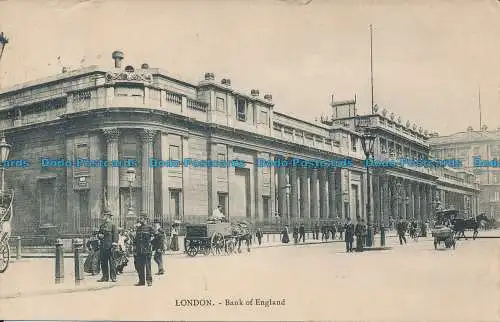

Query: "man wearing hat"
left=152, top=219, right=166, bottom=275
left=134, top=211, right=155, bottom=286
left=97, top=209, right=119, bottom=282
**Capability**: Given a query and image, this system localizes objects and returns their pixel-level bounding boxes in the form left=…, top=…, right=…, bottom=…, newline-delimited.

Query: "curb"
left=0, top=282, right=117, bottom=300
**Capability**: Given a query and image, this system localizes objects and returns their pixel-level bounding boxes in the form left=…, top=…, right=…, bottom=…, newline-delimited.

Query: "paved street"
left=0, top=236, right=499, bottom=321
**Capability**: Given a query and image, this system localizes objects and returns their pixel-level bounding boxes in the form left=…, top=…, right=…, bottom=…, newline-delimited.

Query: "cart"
left=0, top=190, right=14, bottom=273
left=184, top=222, right=235, bottom=257
left=431, top=225, right=456, bottom=250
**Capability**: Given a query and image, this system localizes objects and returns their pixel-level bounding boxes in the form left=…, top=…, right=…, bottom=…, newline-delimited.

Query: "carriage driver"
left=211, top=205, right=226, bottom=222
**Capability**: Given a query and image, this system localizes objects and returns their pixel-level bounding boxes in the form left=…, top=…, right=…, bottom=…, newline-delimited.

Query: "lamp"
left=0, top=32, right=8, bottom=63
left=355, top=115, right=377, bottom=247
left=0, top=136, right=12, bottom=192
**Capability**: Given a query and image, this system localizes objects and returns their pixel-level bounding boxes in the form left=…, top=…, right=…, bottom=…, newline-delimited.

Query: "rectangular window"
left=217, top=153, right=226, bottom=162
left=494, top=191, right=500, bottom=201
left=79, top=190, right=90, bottom=229
left=262, top=196, right=270, bottom=219
left=351, top=136, right=357, bottom=152
left=216, top=97, right=225, bottom=112
left=236, top=98, right=247, bottom=122
left=39, top=178, right=55, bottom=225
left=260, top=110, right=269, bottom=125
left=169, top=145, right=180, bottom=161
left=218, top=192, right=228, bottom=217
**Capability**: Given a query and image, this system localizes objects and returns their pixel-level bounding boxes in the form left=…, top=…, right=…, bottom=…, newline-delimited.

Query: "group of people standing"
left=343, top=218, right=367, bottom=252
left=83, top=210, right=173, bottom=287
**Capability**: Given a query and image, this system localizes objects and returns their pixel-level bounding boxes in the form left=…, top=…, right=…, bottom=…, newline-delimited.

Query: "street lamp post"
left=125, top=167, right=136, bottom=229
left=356, top=117, right=376, bottom=247
left=0, top=136, right=12, bottom=194
left=285, top=183, right=291, bottom=225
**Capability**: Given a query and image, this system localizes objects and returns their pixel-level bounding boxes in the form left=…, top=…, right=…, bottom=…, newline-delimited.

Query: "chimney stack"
left=62, top=67, right=68, bottom=73
left=251, top=89, right=259, bottom=97
left=221, top=78, right=231, bottom=86
left=141, top=63, right=149, bottom=69
left=112, top=50, right=124, bottom=68
left=264, top=94, right=273, bottom=101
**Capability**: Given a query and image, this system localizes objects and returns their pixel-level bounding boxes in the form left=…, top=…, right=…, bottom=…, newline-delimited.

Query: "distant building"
left=429, top=125, right=500, bottom=220
left=323, top=102, right=480, bottom=225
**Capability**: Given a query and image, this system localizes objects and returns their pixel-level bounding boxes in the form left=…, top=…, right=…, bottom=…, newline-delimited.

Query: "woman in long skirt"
left=170, top=224, right=179, bottom=251
left=84, top=232, right=101, bottom=275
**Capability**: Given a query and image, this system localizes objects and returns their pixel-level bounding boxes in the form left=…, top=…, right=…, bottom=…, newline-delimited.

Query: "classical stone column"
left=328, top=169, right=336, bottom=219
left=299, top=167, right=310, bottom=219
left=310, top=168, right=319, bottom=220
left=420, top=185, right=426, bottom=221
left=140, top=129, right=156, bottom=218
left=277, top=156, right=287, bottom=218
left=319, top=168, right=328, bottom=220
left=406, top=181, right=412, bottom=220
left=382, top=176, right=390, bottom=225
left=290, top=166, right=299, bottom=221
left=103, top=128, right=120, bottom=225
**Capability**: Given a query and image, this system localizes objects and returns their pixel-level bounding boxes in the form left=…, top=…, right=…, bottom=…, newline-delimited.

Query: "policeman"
left=152, top=219, right=166, bottom=275
left=97, top=210, right=118, bottom=282
left=134, top=212, right=155, bottom=286
left=344, top=218, right=355, bottom=253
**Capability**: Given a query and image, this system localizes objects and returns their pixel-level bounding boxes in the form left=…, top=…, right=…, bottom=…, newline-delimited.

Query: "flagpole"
left=370, top=24, right=374, bottom=114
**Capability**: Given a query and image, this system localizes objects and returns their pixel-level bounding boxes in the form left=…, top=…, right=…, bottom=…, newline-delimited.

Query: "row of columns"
left=375, top=175, right=435, bottom=224
left=102, top=128, right=155, bottom=226
left=275, top=156, right=343, bottom=221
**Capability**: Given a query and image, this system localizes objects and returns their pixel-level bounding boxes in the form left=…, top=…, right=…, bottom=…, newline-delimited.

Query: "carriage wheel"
left=211, top=233, right=225, bottom=255
left=186, top=242, right=199, bottom=257
left=202, top=245, right=211, bottom=256
left=0, top=243, right=10, bottom=273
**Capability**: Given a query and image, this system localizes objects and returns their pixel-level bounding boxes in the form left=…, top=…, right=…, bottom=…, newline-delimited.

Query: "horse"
left=230, top=222, right=252, bottom=253
left=452, top=217, right=478, bottom=240
left=476, top=214, right=494, bottom=230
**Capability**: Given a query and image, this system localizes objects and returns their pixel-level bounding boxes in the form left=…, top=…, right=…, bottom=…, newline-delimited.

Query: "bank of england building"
left=0, top=51, right=479, bottom=236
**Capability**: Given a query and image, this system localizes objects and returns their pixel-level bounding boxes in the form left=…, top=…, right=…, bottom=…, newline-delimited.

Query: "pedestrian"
left=281, top=225, right=289, bottom=243
left=344, top=218, right=354, bottom=252
left=170, top=223, right=179, bottom=251
left=360, top=219, right=367, bottom=247
left=84, top=230, right=101, bottom=275
left=338, top=222, right=344, bottom=240
left=97, top=209, right=118, bottom=282
left=292, top=225, right=299, bottom=244
left=355, top=218, right=364, bottom=252
left=298, top=224, right=305, bottom=242
left=314, top=224, right=320, bottom=240
left=397, top=217, right=407, bottom=245
left=255, top=228, right=263, bottom=246
left=115, top=228, right=129, bottom=274
left=152, top=219, right=166, bottom=275
left=330, top=225, right=337, bottom=240
left=134, top=212, right=155, bottom=286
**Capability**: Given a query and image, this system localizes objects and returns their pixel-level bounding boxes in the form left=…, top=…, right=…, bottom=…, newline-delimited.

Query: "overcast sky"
left=0, top=0, right=499, bottom=135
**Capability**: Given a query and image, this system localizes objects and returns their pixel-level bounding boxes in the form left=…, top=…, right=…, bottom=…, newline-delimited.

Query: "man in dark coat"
left=355, top=218, right=365, bottom=251
left=152, top=219, right=166, bottom=275
left=292, top=225, right=299, bottom=244
left=344, top=218, right=355, bottom=252
left=397, top=217, right=407, bottom=245
left=97, top=210, right=118, bottom=282
left=135, top=212, right=155, bottom=286
left=314, top=224, right=320, bottom=240
left=298, top=224, right=305, bottom=242
left=255, top=228, right=263, bottom=246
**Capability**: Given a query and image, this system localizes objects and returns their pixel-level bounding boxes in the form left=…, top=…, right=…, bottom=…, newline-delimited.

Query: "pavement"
left=0, top=234, right=499, bottom=321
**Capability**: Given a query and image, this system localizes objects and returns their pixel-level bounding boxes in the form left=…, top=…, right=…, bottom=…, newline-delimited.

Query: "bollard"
left=16, top=236, right=21, bottom=260
left=55, top=239, right=64, bottom=284
left=73, top=238, right=84, bottom=286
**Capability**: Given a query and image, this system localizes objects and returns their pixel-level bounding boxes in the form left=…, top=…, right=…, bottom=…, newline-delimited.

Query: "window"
left=218, top=193, right=228, bottom=217
left=493, top=173, right=500, bottom=184
left=351, top=136, right=357, bottom=152
left=493, top=191, right=500, bottom=201
left=262, top=196, right=270, bottom=219
left=217, top=153, right=226, bottom=161
left=216, top=97, right=225, bottom=112
left=75, top=143, right=89, bottom=175
left=260, top=110, right=269, bottom=125
left=236, top=97, right=247, bottom=122
left=169, top=145, right=180, bottom=161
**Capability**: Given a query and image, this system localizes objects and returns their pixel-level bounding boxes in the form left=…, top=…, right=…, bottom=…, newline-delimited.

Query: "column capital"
left=102, top=128, right=120, bottom=143
left=140, top=129, right=157, bottom=142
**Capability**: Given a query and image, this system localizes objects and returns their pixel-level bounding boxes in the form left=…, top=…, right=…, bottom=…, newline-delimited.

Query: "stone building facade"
left=323, top=103, right=480, bottom=225
left=0, top=52, right=371, bottom=236
left=429, top=126, right=500, bottom=219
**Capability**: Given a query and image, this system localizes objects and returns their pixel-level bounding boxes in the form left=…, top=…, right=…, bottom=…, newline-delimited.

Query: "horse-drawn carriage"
left=184, top=221, right=251, bottom=257
left=435, top=209, right=479, bottom=240
left=0, top=190, right=14, bottom=273
left=431, top=225, right=456, bottom=250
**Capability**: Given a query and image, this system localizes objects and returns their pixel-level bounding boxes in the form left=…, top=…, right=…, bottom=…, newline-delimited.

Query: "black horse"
left=231, top=223, right=252, bottom=253
left=452, top=217, right=478, bottom=240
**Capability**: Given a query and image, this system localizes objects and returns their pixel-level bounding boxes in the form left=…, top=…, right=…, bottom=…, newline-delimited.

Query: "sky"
left=0, top=0, right=499, bottom=135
